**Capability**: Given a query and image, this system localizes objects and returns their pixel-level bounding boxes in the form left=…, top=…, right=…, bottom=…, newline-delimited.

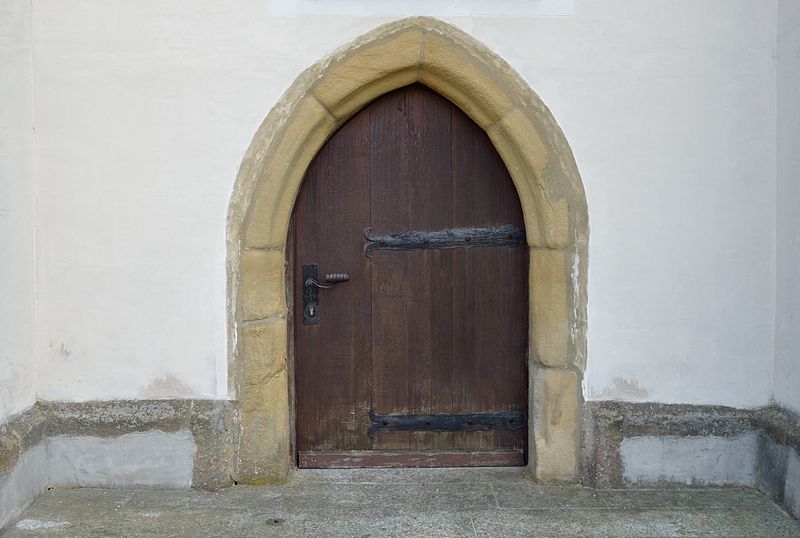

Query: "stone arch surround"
left=227, top=17, right=589, bottom=484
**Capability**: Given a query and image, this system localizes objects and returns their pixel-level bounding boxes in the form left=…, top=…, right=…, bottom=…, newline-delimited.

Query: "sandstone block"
left=530, top=249, right=571, bottom=368
left=531, top=365, right=580, bottom=481
left=244, top=96, right=336, bottom=248
left=420, top=33, right=515, bottom=129
left=240, top=249, right=286, bottom=321
left=314, top=29, right=422, bottom=119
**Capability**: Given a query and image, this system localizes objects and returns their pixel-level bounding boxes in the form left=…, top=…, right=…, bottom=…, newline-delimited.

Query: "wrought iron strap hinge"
left=363, top=225, right=525, bottom=257
left=368, top=410, right=525, bottom=437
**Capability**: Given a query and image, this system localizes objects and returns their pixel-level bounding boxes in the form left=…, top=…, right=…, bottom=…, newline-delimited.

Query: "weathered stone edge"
left=1, top=400, right=238, bottom=491
left=581, top=401, right=800, bottom=491
left=753, top=405, right=800, bottom=455
left=0, top=405, right=46, bottom=476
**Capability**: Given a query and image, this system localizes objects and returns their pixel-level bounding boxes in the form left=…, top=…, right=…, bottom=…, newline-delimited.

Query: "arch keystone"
left=312, top=28, right=424, bottom=120
left=420, top=31, right=517, bottom=129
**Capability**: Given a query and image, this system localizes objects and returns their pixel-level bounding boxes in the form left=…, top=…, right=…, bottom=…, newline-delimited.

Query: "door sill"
left=297, top=449, right=524, bottom=468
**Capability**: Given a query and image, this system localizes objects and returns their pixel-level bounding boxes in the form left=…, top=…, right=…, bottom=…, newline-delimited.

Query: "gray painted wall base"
left=0, top=444, right=47, bottom=530
left=47, top=430, right=196, bottom=489
left=748, top=407, right=800, bottom=520
left=0, top=431, right=196, bottom=529
left=787, top=451, right=800, bottom=517
left=620, top=433, right=758, bottom=486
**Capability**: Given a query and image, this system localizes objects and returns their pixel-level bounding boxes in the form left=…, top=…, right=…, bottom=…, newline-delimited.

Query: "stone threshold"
left=5, top=471, right=800, bottom=537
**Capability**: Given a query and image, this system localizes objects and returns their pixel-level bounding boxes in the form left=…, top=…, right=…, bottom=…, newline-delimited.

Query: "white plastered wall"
left=0, top=0, right=36, bottom=421
left=774, top=0, right=800, bottom=414
left=30, top=0, right=779, bottom=408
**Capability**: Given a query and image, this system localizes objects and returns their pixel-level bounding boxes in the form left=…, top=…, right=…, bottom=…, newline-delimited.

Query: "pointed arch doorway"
left=228, top=17, right=588, bottom=484
left=292, top=84, right=528, bottom=467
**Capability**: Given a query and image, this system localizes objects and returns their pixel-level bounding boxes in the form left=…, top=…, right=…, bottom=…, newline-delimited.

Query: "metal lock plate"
left=302, top=264, right=321, bottom=325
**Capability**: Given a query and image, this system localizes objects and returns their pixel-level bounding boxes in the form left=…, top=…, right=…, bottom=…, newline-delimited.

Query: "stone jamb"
left=227, top=17, right=589, bottom=484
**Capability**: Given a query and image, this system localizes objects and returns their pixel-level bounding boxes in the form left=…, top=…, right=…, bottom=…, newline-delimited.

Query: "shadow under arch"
left=227, top=16, right=588, bottom=484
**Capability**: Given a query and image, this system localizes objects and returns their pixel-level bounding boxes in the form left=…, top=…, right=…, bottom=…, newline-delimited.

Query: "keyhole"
left=308, top=306, right=315, bottom=317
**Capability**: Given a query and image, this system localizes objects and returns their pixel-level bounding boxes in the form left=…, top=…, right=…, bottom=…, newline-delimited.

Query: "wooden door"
left=292, top=84, right=528, bottom=468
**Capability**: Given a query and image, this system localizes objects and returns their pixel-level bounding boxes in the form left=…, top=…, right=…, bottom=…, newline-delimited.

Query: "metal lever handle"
left=305, top=272, right=350, bottom=289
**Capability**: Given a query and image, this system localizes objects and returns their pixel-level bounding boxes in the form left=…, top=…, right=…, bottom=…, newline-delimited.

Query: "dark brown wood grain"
left=450, top=103, right=528, bottom=452
left=293, top=84, right=528, bottom=466
left=293, top=109, right=373, bottom=452
left=369, top=85, right=454, bottom=452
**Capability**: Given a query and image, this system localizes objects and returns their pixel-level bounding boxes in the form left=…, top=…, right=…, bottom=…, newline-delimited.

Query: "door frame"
left=290, top=84, right=531, bottom=467
left=227, top=17, right=589, bottom=485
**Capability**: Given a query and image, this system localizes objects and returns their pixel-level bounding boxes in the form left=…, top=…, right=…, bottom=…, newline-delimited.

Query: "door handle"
left=305, top=272, right=350, bottom=289
left=302, top=265, right=349, bottom=325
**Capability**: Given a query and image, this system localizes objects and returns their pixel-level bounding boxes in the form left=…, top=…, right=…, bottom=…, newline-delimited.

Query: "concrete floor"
left=2, top=468, right=799, bottom=537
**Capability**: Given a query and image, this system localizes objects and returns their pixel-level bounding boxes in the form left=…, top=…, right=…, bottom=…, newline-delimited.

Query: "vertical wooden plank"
left=369, top=86, right=454, bottom=451
left=294, top=110, right=373, bottom=453
left=450, top=104, right=528, bottom=452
